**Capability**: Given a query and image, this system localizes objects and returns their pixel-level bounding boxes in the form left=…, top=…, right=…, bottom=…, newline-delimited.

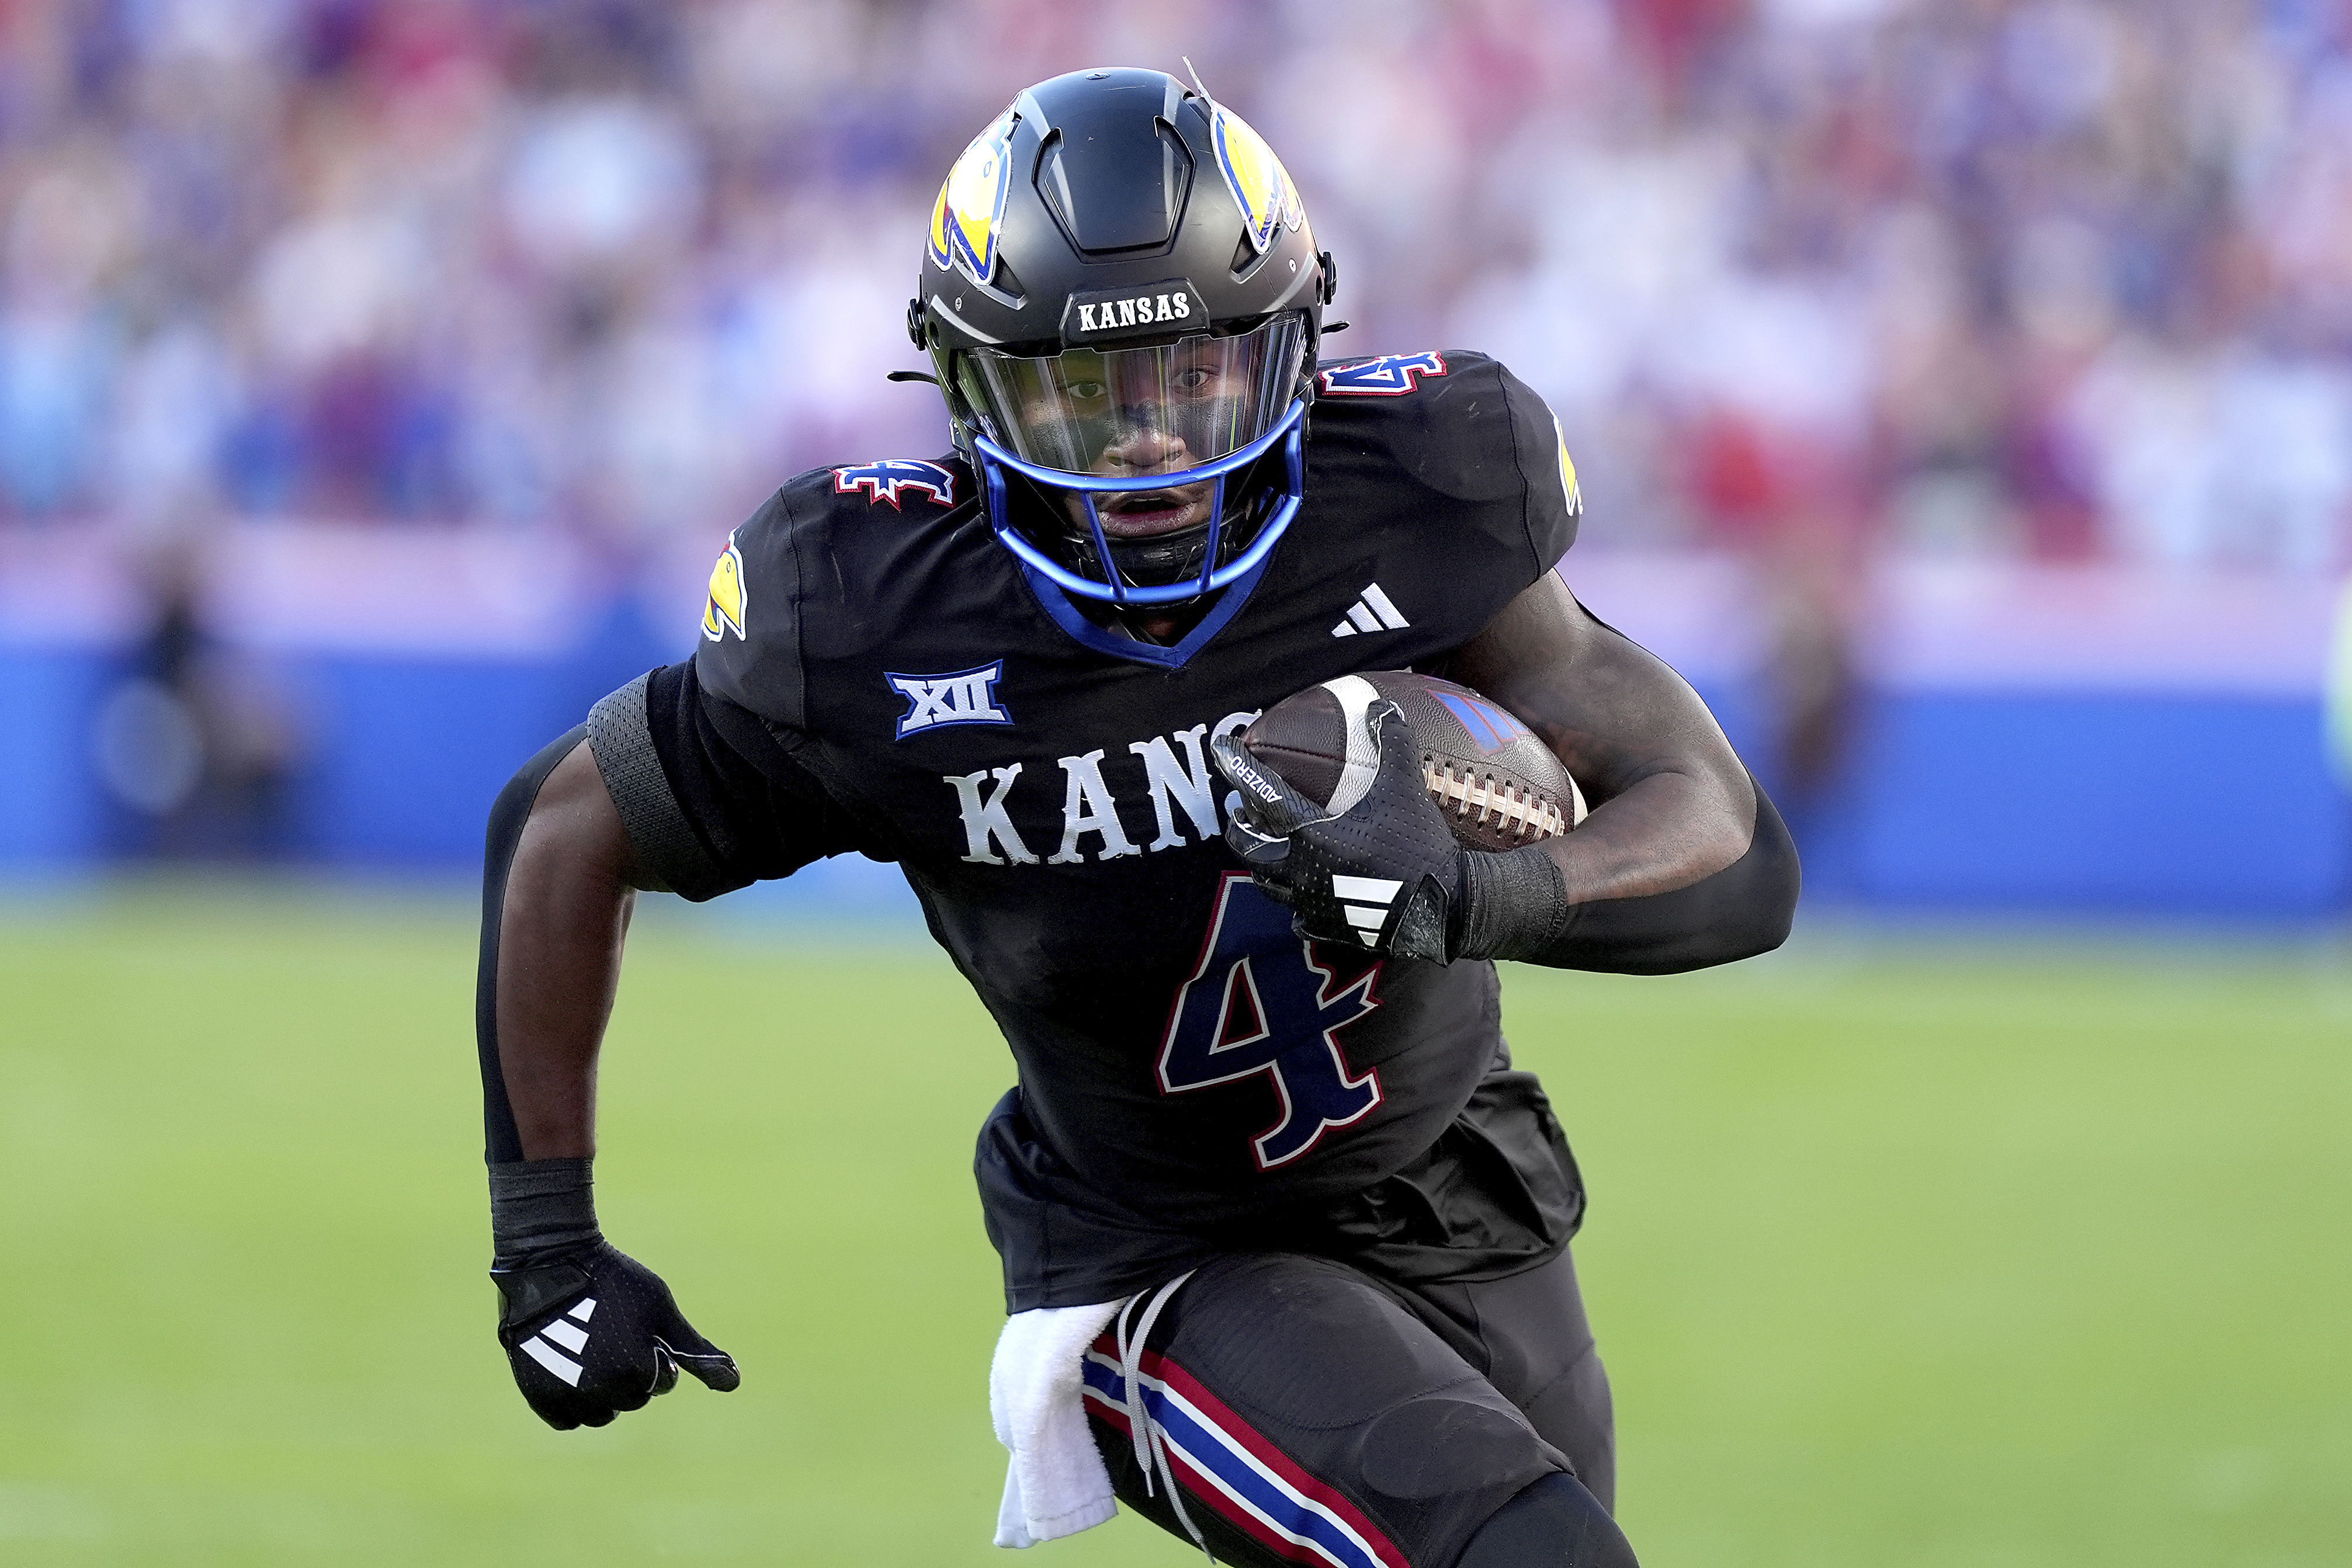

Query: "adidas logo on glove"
left=1331, top=875, right=1403, bottom=945
left=517, top=1296, right=598, bottom=1386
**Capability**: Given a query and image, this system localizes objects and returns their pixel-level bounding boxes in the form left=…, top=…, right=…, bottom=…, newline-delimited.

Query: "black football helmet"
left=908, top=68, right=1335, bottom=606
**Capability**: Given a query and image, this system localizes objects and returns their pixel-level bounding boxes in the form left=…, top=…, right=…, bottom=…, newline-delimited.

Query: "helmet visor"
left=958, top=314, right=1307, bottom=480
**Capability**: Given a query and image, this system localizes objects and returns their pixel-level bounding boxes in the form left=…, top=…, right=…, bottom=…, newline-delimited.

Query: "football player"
left=476, top=70, right=1798, bottom=1568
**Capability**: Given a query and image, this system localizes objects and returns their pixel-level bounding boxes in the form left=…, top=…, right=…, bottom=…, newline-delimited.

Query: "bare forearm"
left=1538, top=768, right=1751, bottom=903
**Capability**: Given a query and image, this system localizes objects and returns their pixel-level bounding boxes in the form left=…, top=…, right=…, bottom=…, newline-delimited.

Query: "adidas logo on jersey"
left=1330, top=584, right=1409, bottom=638
left=518, top=1297, right=598, bottom=1387
left=1330, top=875, right=1403, bottom=945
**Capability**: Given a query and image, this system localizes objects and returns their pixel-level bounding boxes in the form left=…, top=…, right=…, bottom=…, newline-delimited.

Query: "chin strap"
left=1068, top=476, right=1279, bottom=600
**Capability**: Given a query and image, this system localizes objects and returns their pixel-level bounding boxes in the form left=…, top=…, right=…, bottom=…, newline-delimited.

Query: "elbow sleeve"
left=586, top=671, right=738, bottom=901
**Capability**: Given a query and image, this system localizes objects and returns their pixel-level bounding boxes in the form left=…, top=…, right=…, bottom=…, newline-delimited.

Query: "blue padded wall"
left=0, top=647, right=111, bottom=869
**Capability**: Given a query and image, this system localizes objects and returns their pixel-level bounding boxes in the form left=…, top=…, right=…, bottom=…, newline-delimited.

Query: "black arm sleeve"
left=1466, top=774, right=1799, bottom=976
left=590, top=660, right=870, bottom=901
left=477, top=725, right=588, bottom=1165
left=1543, top=780, right=1798, bottom=973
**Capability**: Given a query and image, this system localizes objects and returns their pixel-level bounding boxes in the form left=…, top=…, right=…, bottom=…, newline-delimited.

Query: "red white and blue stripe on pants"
left=1081, top=1332, right=1412, bottom=1568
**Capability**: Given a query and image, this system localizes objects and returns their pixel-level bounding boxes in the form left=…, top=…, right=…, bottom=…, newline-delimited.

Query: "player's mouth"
left=1090, top=484, right=1211, bottom=537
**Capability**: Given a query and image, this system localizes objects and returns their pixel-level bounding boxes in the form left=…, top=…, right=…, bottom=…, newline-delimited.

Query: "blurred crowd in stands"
left=2, top=0, right=2348, bottom=577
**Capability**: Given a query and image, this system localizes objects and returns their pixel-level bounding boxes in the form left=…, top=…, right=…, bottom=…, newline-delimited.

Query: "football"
left=1239, top=671, right=1587, bottom=852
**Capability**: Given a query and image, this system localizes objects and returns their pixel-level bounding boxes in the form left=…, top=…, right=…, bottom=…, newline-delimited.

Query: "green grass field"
left=2, top=884, right=2347, bottom=1566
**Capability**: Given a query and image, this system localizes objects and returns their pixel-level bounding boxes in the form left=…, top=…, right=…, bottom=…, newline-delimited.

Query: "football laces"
left=1421, top=755, right=1568, bottom=842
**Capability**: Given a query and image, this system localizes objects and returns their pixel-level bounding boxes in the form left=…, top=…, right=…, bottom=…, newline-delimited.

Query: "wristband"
left=1453, top=843, right=1570, bottom=962
left=488, top=1156, right=602, bottom=1269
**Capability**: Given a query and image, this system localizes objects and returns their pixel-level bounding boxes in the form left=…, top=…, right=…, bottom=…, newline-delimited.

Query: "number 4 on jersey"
left=1157, top=873, right=1383, bottom=1170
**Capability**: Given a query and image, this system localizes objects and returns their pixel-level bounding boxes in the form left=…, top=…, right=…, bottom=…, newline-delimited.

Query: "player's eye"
left=1063, top=379, right=1108, bottom=401
left=1171, top=367, right=1214, bottom=393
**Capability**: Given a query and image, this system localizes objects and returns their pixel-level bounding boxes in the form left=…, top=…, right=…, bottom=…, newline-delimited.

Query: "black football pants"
left=1082, top=1245, right=1631, bottom=1568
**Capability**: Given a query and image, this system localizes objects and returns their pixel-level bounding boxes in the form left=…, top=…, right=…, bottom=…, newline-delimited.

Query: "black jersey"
left=630, top=351, right=1583, bottom=1301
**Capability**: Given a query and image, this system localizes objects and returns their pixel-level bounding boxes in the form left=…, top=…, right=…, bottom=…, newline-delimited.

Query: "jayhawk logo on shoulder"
left=834, top=459, right=958, bottom=509
left=1319, top=353, right=1448, bottom=397
left=703, top=533, right=747, bottom=643
left=1553, top=414, right=1583, bottom=515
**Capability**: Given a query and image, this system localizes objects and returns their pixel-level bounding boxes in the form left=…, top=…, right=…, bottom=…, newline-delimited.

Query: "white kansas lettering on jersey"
left=940, top=711, right=1262, bottom=866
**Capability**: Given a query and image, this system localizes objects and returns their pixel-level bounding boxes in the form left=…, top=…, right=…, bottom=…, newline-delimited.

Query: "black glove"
left=488, top=1159, right=739, bottom=1431
left=1210, top=700, right=1471, bottom=960
left=1212, top=700, right=1573, bottom=965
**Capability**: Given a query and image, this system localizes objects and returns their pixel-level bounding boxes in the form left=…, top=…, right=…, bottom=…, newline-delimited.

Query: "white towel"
left=990, top=1299, right=1128, bottom=1549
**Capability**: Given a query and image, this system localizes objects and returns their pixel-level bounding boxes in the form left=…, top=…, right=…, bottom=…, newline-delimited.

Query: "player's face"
left=959, top=314, right=1307, bottom=549
left=1026, top=342, right=1233, bottom=538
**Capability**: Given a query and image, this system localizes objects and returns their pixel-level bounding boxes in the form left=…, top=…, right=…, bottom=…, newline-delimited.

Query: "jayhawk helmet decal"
left=1211, top=104, right=1303, bottom=254
left=928, top=108, right=1016, bottom=285
left=702, top=534, right=747, bottom=642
